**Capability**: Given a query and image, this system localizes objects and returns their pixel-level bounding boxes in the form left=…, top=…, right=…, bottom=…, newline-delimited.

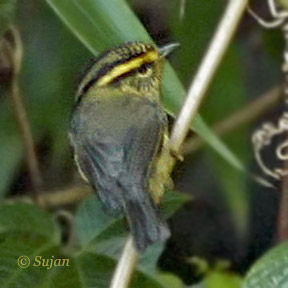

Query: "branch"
left=110, top=1, right=248, bottom=288
left=37, top=185, right=92, bottom=207
left=169, top=0, right=249, bottom=155
left=10, top=185, right=92, bottom=207
left=109, top=237, right=139, bottom=288
left=6, top=26, right=43, bottom=201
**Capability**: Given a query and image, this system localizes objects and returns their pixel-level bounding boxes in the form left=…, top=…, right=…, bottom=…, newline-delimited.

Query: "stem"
left=170, top=0, right=249, bottom=155
left=8, top=27, right=43, bottom=200
left=36, top=185, right=92, bottom=207
left=109, top=237, right=139, bottom=288
left=11, top=185, right=92, bottom=207
left=110, top=1, right=248, bottom=287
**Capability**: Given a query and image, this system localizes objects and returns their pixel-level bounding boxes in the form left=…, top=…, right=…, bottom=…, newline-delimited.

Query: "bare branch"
left=6, top=26, right=43, bottom=201
left=169, top=0, right=249, bottom=155
left=109, top=237, right=139, bottom=288
left=110, top=1, right=249, bottom=288
left=10, top=185, right=92, bottom=207
left=37, top=185, right=92, bottom=207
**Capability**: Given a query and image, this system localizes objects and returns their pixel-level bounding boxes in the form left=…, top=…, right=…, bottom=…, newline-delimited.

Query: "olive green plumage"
left=69, top=41, right=173, bottom=252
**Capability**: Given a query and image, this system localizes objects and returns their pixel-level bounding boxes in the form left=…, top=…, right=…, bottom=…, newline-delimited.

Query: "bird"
left=69, top=41, right=178, bottom=252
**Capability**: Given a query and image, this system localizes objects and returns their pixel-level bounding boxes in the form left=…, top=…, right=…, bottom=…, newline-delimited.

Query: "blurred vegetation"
left=0, top=0, right=288, bottom=287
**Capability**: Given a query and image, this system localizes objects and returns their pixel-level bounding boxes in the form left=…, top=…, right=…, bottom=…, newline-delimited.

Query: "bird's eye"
left=138, top=63, right=152, bottom=76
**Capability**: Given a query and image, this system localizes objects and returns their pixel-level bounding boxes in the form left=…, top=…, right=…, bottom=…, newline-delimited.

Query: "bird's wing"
left=71, top=132, right=125, bottom=215
left=70, top=97, right=166, bottom=214
left=120, top=103, right=166, bottom=184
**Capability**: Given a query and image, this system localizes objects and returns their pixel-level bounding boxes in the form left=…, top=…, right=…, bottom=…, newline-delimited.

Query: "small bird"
left=69, top=41, right=177, bottom=252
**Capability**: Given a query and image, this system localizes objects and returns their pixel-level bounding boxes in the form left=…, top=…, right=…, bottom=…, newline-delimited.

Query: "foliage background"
left=0, top=0, right=286, bottom=287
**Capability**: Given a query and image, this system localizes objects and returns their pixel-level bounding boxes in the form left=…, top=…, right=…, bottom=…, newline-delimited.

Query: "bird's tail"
left=123, top=186, right=170, bottom=252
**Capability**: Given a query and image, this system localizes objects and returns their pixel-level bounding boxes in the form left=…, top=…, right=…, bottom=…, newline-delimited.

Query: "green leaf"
left=156, top=272, right=185, bottom=288
left=0, top=202, right=62, bottom=287
left=0, top=232, right=62, bottom=288
left=74, top=194, right=127, bottom=258
left=166, top=0, right=250, bottom=237
left=74, top=194, right=117, bottom=247
left=46, top=0, right=247, bottom=174
left=0, top=201, right=170, bottom=287
left=242, top=242, right=288, bottom=288
left=76, top=251, right=166, bottom=288
left=204, top=271, right=242, bottom=288
left=75, top=191, right=188, bottom=280
left=0, top=202, right=61, bottom=243
left=46, top=0, right=151, bottom=54
left=0, top=233, right=166, bottom=288
left=0, top=0, right=17, bottom=36
left=75, top=190, right=188, bottom=254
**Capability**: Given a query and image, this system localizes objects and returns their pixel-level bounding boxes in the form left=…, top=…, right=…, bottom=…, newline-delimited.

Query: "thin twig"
left=110, top=1, right=248, bottom=288
left=36, top=185, right=92, bottom=207
left=109, top=237, right=139, bottom=288
left=182, top=86, right=282, bottom=155
left=7, top=26, right=43, bottom=201
left=10, top=185, right=92, bottom=207
left=169, top=0, right=249, bottom=155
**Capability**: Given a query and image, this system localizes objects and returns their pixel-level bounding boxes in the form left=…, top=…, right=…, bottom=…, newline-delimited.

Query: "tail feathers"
left=124, top=196, right=170, bottom=252
left=96, top=187, right=124, bottom=216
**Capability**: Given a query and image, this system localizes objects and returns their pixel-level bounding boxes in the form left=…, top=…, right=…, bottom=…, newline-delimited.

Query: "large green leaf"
left=166, top=0, right=250, bottom=236
left=0, top=202, right=62, bottom=287
left=0, top=233, right=61, bottom=288
left=187, top=271, right=242, bottom=288
left=242, top=242, right=288, bottom=288
left=0, top=201, right=174, bottom=288
left=0, top=196, right=187, bottom=287
left=0, top=234, right=166, bottom=288
left=204, top=271, right=242, bottom=288
left=46, top=0, right=246, bottom=173
left=74, top=191, right=189, bottom=288
left=75, top=252, right=166, bottom=288
left=75, top=190, right=189, bottom=264
left=0, top=202, right=60, bottom=242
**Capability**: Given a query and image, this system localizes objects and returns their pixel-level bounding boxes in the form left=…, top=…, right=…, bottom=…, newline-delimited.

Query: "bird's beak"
left=159, top=42, right=180, bottom=58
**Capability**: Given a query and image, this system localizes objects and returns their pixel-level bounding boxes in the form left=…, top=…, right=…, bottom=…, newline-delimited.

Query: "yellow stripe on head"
left=97, top=50, right=159, bottom=87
